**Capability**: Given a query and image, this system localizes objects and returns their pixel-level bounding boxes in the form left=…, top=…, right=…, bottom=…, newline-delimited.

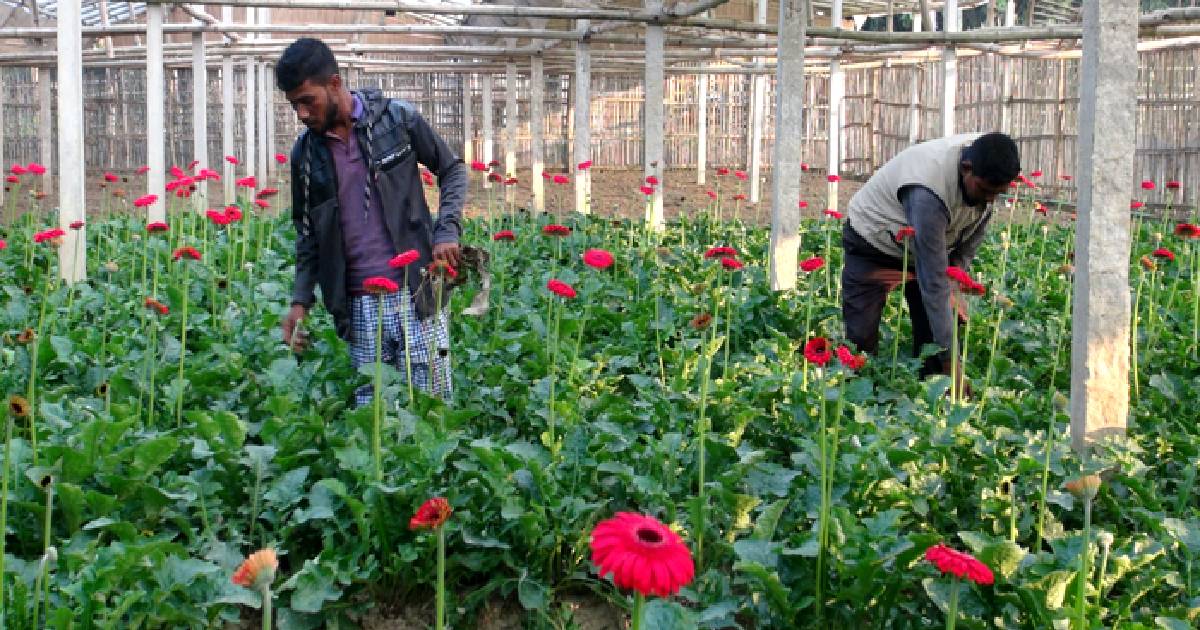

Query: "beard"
left=322, top=88, right=340, bottom=133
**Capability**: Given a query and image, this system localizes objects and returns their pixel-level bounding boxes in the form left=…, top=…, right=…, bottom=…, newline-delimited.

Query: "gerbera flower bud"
left=689, top=312, right=713, bottom=330
left=1064, top=474, right=1102, bottom=500
left=8, top=395, right=31, bottom=418
left=409, top=497, right=452, bottom=530
left=231, top=549, right=278, bottom=591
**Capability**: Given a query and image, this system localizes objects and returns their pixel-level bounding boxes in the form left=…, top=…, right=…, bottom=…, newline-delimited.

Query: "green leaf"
left=1162, top=518, right=1200, bottom=552
left=517, top=572, right=548, bottom=611
left=153, top=555, right=219, bottom=592
left=1155, top=617, right=1193, bottom=630
left=979, top=540, right=1027, bottom=581
left=283, top=559, right=343, bottom=614
left=264, top=466, right=310, bottom=509
left=641, top=598, right=697, bottom=630
left=752, top=499, right=790, bottom=541
left=56, top=482, right=86, bottom=533
left=735, top=561, right=792, bottom=617
left=128, top=436, right=179, bottom=479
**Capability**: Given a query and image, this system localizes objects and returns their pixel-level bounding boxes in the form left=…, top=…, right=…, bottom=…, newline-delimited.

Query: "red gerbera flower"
left=705, top=190, right=717, bottom=200
left=103, top=172, right=119, bottom=183
left=896, top=226, right=916, bottom=242
left=924, top=543, right=994, bottom=586
left=409, top=497, right=452, bottom=530
left=488, top=172, right=503, bottom=183
left=716, top=167, right=730, bottom=176
left=1061, top=174, right=1073, bottom=181
left=836, top=345, right=867, bottom=370
left=734, top=170, right=747, bottom=181
left=704, top=246, right=737, bottom=259
left=236, top=176, right=257, bottom=189
left=225, top=155, right=239, bottom=165
left=256, top=187, right=279, bottom=198
left=1141, top=180, right=1155, bottom=190
left=363, top=276, right=399, bottom=293
left=27, top=163, right=46, bottom=175
left=824, top=209, right=844, bottom=219
left=582, top=248, right=615, bottom=270
left=33, top=228, right=65, bottom=243
left=144, top=296, right=170, bottom=315
left=639, top=185, right=656, bottom=196
left=226, top=206, right=243, bottom=222
left=488, top=160, right=501, bottom=168
left=136, top=165, right=151, bottom=175
left=1174, top=223, right=1200, bottom=239
left=1035, top=202, right=1047, bottom=215
left=589, top=512, right=694, bottom=598
left=133, top=194, right=159, bottom=208
left=800, top=256, right=824, bottom=272
left=470, top=160, right=487, bottom=172
left=254, top=199, right=270, bottom=209
left=645, top=175, right=659, bottom=186
left=4, top=175, right=17, bottom=184
left=505, top=177, right=518, bottom=186
left=801, top=162, right=810, bottom=171
left=389, top=249, right=420, bottom=268
left=69, top=220, right=85, bottom=230
left=542, top=224, right=571, bottom=237
left=1153, top=247, right=1175, bottom=261
left=428, top=260, right=458, bottom=279
left=720, top=257, right=744, bottom=271
left=799, top=200, right=809, bottom=209
left=946, top=265, right=975, bottom=288
left=1029, top=170, right=1042, bottom=178
left=1165, top=180, right=1181, bottom=190
left=0, top=239, right=6, bottom=251
left=145, top=221, right=169, bottom=233
left=827, top=174, right=840, bottom=183
left=553, top=174, right=570, bottom=185
left=207, top=209, right=232, bottom=226
left=274, top=152, right=288, bottom=165
left=169, top=165, right=185, bottom=178
left=541, top=171, right=551, bottom=180
left=803, top=337, right=832, bottom=366
left=173, top=246, right=201, bottom=261
left=10, top=164, right=26, bottom=175
left=1131, top=201, right=1145, bottom=209
left=732, top=193, right=747, bottom=201
left=577, top=160, right=593, bottom=170
left=493, top=230, right=516, bottom=241
left=547, top=279, right=577, bottom=299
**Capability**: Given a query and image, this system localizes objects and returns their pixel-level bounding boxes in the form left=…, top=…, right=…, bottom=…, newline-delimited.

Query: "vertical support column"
left=462, top=74, right=474, bottom=166
left=504, top=62, right=518, bottom=184
left=244, top=58, right=257, bottom=183
left=481, top=73, right=494, bottom=188
left=769, top=0, right=806, bottom=291
left=696, top=70, right=707, bottom=185
left=827, top=0, right=844, bottom=211
left=266, top=64, right=276, bottom=179
left=999, top=1, right=1017, bottom=131
left=58, top=0, right=85, bottom=282
left=748, top=0, right=768, bottom=203
left=644, top=0, right=666, bottom=230
left=222, top=55, right=235, bottom=204
left=258, top=62, right=269, bottom=182
left=38, top=68, right=53, bottom=183
left=147, top=4, right=166, bottom=223
left=573, top=20, right=592, bottom=214
left=1070, top=0, right=1137, bottom=454
left=0, top=69, right=5, bottom=206
left=192, top=31, right=208, bottom=210
left=530, top=54, right=545, bottom=213
left=941, top=0, right=958, bottom=137
left=908, top=67, right=921, bottom=144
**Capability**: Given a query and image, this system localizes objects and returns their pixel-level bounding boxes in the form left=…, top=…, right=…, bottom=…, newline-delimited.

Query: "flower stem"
left=946, top=576, right=960, bottom=630
left=175, top=263, right=191, bottom=427
left=401, top=274, right=414, bottom=408
left=631, top=592, right=644, bottom=630
left=436, top=525, right=446, bottom=630
left=891, top=241, right=909, bottom=379
left=1075, top=497, right=1092, bottom=629
left=0, top=406, right=12, bottom=624
left=373, top=293, right=385, bottom=483
left=261, top=585, right=273, bottom=630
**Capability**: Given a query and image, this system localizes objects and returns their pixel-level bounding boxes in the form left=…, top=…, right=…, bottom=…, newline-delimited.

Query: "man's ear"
left=327, top=73, right=343, bottom=90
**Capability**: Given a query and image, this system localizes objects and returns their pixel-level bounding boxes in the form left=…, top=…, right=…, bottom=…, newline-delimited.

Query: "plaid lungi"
left=349, top=290, right=452, bottom=406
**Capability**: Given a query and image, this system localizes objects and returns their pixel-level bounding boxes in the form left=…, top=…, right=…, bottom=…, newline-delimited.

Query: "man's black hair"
left=275, top=38, right=339, bottom=92
left=962, top=132, right=1020, bottom=186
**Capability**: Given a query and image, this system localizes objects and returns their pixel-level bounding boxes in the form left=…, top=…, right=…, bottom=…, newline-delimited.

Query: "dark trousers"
left=840, top=224, right=941, bottom=376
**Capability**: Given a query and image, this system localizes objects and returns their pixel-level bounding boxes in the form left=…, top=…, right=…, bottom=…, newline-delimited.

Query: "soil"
left=359, top=593, right=624, bottom=629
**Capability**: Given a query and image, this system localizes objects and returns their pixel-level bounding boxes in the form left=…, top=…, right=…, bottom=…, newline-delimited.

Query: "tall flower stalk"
left=545, top=278, right=577, bottom=453
left=232, top=549, right=278, bottom=630
left=925, top=543, right=994, bottom=630
left=1065, top=475, right=1101, bottom=630
left=389, top=250, right=420, bottom=406
left=27, top=228, right=65, bottom=460
left=363, top=275, right=401, bottom=482
left=172, top=247, right=201, bottom=426
left=802, top=337, right=833, bottom=620
left=891, top=227, right=916, bottom=377
left=411, top=497, right=453, bottom=630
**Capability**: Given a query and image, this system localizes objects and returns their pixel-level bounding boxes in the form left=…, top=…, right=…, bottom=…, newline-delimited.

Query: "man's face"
left=284, top=76, right=342, bottom=135
left=960, top=160, right=1012, bottom=207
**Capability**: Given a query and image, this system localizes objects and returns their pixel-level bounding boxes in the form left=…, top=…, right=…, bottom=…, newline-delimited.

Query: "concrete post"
left=573, top=20, right=592, bottom=214
left=999, top=1, right=1017, bottom=131
left=482, top=73, right=494, bottom=188
left=58, top=0, right=85, bottom=282
left=644, top=0, right=666, bottom=230
left=244, top=58, right=257, bottom=183
left=0, top=70, right=5, bottom=206
left=504, top=62, right=518, bottom=185
left=908, top=68, right=921, bottom=145
left=462, top=74, right=474, bottom=165
left=696, top=71, right=707, bottom=186
left=941, top=0, right=958, bottom=137
left=266, top=64, right=276, bottom=178
left=38, top=69, right=53, bottom=183
left=147, top=5, right=166, bottom=222
left=192, top=32, right=208, bottom=210
left=222, top=55, right=235, bottom=204
left=258, top=62, right=269, bottom=182
left=530, top=54, right=545, bottom=213
left=768, top=0, right=806, bottom=291
left=1069, top=1, right=1137, bottom=454
left=827, top=1, right=844, bottom=211
left=748, top=0, right=768, bottom=204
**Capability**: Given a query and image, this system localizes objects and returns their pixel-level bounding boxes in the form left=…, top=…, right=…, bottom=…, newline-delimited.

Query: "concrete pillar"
left=244, top=58, right=257, bottom=183
left=941, top=0, right=958, bottom=137
left=58, top=0, right=85, bottom=283
left=222, top=55, right=235, bottom=204
left=908, top=68, right=921, bottom=144
left=266, top=64, right=276, bottom=178
left=573, top=20, right=592, bottom=214
left=38, top=69, right=53, bottom=183
left=644, top=0, right=666, bottom=230
left=0, top=69, right=5, bottom=206
left=696, top=71, right=707, bottom=186
left=192, top=32, right=208, bottom=210
left=481, top=73, right=494, bottom=188
left=999, top=1, right=1017, bottom=131
left=1070, top=0, right=1137, bottom=454
left=147, top=5, right=166, bottom=222
left=748, top=0, right=768, bottom=203
left=504, top=63, right=518, bottom=185
left=769, top=0, right=806, bottom=291
left=827, top=0, right=844, bottom=211
left=530, top=54, right=545, bottom=213
left=462, top=74, right=474, bottom=165
left=258, top=62, right=269, bottom=183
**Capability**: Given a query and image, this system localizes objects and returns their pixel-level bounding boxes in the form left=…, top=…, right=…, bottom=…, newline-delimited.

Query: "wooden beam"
left=1070, top=0, right=1137, bottom=454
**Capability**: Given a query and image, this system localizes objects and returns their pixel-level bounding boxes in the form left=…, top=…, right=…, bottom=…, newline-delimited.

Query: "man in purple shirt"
left=276, top=38, right=467, bottom=404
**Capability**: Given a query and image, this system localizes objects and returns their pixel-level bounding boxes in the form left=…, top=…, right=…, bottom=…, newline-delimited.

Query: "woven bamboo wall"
left=1, top=45, right=1195, bottom=206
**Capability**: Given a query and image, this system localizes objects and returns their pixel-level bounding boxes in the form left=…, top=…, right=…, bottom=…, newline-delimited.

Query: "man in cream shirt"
left=841, top=132, right=1020, bottom=390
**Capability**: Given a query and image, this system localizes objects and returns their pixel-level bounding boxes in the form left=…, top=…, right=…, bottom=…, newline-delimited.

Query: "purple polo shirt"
left=325, top=95, right=403, bottom=294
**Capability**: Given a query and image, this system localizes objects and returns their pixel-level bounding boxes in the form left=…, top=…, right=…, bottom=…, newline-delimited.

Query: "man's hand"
left=433, top=242, right=462, bottom=270
left=282, top=303, right=309, bottom=353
